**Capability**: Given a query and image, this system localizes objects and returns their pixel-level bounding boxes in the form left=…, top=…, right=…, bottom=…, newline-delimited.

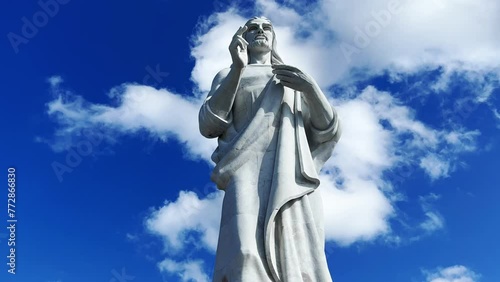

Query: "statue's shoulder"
left=210, top=67, right=232, bottom=90
left=215, top=67, right=232, bottom=80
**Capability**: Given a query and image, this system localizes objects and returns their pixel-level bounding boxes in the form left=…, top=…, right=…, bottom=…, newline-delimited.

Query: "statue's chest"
left=238, top=69, right=273, bottom=95
left=233, top=70, right=274, bottom=130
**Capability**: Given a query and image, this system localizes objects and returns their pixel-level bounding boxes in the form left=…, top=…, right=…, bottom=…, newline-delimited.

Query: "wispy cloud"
left=424, top=265, right=481, bottom=282
left=45, top=80, right=216, bottom=161
left=145, top=190, right=223, bottom=253
left=158, top=259, right=210, bottom=282
left=47, top=75, right=63, bottom=87
left=418, top=193, right=444, bottom=233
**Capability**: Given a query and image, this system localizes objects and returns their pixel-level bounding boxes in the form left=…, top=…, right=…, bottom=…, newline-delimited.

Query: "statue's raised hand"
left=272, top=64, right=318, bottom=94
left=229, top=26, right=249, bottom=69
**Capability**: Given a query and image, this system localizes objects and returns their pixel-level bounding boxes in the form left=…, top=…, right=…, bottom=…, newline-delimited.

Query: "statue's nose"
left=257, top=28, right=264, bottom=34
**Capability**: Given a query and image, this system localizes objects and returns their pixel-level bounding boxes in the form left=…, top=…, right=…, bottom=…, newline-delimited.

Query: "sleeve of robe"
left=300, top=93, right=341, bottom=149
left=199, top=94, right=233, bottom=139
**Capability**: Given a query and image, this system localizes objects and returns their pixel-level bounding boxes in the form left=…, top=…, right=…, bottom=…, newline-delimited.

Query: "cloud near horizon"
left=158, top=259, right=211, bottom=282
left=424, top=265, right=481, bottom=282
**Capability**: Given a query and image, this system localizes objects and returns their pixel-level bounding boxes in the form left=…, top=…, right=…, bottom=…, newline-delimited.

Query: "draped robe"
left=199, top=65, right=340, bottom=282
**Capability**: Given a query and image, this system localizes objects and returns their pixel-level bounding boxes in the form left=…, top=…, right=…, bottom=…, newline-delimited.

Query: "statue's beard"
left=249, top=39, right=271, bottom=51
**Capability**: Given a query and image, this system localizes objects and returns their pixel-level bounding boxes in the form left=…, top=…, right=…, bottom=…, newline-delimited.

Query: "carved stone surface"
left=199, top=16, right=341, bottom=282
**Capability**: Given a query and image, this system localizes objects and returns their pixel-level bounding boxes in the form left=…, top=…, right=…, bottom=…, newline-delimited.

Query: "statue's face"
left=244, top=18, right=273, bottom=52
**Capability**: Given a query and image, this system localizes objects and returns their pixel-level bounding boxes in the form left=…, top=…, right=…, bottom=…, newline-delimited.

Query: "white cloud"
left=320, top=175, right=394, bottom=245
left=420, top=211, right=444, bottom=233
left=418, top=193, right=444, bottom=233
left=125, top=233, right=139, bottom=242
left=319, top=86, right=474, bottom=244
left=424, top=265, right=481, bottom=282
left=158, top=259, right=210, bottom=282
left=47, top=75, right=63, bottom=87
left=190, top=11, right=246, bottom=94
left=145, top=190, right=223, bottom=253
left=46, top=83, right=216, bottom=161
left=493, top=109, right=500, bottom=121
left=318, top=0, right=500, bottom=78
left=420, top=154, right=450, bottom=180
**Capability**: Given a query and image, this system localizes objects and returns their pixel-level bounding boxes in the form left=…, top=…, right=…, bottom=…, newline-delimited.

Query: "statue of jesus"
left=199, top=16, right=341, bottom=282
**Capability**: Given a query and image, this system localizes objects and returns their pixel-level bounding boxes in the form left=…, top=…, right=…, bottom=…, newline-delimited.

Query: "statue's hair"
left=242, top=16, right=284, bottom=65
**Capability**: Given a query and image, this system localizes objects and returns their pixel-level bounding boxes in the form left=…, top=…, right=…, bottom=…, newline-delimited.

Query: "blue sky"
left=1, top=0, right=499, bottom=281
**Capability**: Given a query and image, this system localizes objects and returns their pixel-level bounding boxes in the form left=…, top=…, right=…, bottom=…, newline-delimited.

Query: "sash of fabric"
left=264, top=89, right=336, bottom=281
left=263, top=87, right=319, bottom=281
left=210, top=77, right=284, bottom=190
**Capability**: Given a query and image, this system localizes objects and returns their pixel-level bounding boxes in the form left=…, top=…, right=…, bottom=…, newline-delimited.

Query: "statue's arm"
left=302, top=83, right=335, bottom=130
left=199, top=25, right=249, bottom=139
left=207, top=67, right=244, bottom=119
left=302, top=92, right=341, bottom=144
left=198, top=67, right=243, bottom=138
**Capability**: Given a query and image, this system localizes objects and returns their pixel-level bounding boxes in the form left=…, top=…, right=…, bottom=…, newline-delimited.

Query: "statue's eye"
left=264, top=26, right=271, bottom=31
left=248, top=26, right=257, bottom=31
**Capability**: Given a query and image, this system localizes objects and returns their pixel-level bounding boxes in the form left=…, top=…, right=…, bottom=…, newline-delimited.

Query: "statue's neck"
left=248, top=50, right=272, bottom=65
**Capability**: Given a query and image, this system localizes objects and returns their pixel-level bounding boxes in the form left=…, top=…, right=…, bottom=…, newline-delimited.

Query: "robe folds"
left=199, top=73, right=340, bottom=282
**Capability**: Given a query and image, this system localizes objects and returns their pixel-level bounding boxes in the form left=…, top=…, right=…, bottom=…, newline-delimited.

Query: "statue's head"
left=242, top=16, right=284, bottom=65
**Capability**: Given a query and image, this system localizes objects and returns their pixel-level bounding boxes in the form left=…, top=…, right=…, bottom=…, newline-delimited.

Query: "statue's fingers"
left=276, top=75, right=294, bottom=84
left=235, top=38, right=247, bottom=51
left=234, top=26, right=243, bottom=35
left=229, top=39, right=239, bottom=49
left=272, top=64, right=301, bottom=73
left=272, top=69, right=295, bottom=78
left=276, top=74, right=286, bottom=81
left=278, top=78, right=290, bottom=85
left=235, top=25, right=248, bottom=36
left=279, top=80, right=297, bottom=90
left=273, top=64, right=300, bottom=72
left=241, top=37, right=249, bottom=46
left=235, top=35, right=249, bottom=47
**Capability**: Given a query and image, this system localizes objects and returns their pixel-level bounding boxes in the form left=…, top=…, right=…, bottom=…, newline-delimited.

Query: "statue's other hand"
left=272, top=64, right=317, bottom=93
left=229, top=26, right=249, bottom=69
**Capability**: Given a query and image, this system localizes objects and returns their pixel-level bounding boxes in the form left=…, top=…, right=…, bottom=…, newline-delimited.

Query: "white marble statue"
left=199, top=16, right=341, bottom=282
